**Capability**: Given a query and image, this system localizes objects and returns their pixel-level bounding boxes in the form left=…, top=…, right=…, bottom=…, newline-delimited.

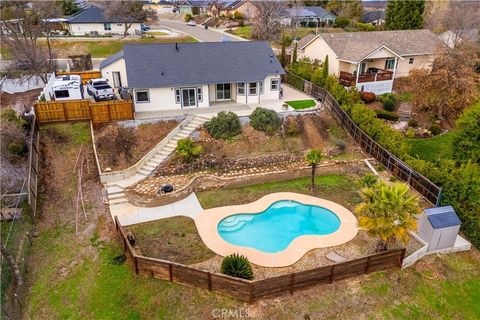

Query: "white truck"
left=86, top=78, right=116, bottom=101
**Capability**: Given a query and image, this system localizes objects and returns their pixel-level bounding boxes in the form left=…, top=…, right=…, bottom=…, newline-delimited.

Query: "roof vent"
left=175, top=43, right=179, bottom=52
left=161, top=71, right=164, bottom=76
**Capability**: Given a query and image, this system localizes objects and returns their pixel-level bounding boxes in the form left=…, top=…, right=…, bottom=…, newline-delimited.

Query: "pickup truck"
left=86, top=78, right=116, bottom=101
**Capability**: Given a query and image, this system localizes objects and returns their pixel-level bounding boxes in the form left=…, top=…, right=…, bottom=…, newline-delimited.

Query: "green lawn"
left=227, top=26, right=252, bottom=39
left=286, top=99, right=316, bottom=110
left=408, top=131, right=455, bottom=162
left=197, top=174, right=362, bottom=211
left=49, top=36, right=196, bottom=58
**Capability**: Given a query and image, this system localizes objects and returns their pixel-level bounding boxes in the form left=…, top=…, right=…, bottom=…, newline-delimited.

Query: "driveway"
left=151, top=19, right=243, bottom=42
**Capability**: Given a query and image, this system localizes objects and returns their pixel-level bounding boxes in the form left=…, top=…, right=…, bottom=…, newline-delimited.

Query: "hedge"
left=375, top=109, right=400, bottom=121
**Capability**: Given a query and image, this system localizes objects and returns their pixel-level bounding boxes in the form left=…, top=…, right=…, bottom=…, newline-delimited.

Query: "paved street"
left=152, top=19, right=244, bottom=42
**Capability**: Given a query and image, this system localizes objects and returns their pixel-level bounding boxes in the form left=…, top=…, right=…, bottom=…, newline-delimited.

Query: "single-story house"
left=209, top=0, right=257, bottom=19
left=283, top=6, right=336, bottom=27
left=296, top=30, right=444, bottom=94
left=99, top=41, right=285, bottom=112
left=66, top=5, right=142, bottom=36
left=143, top=0, right=176, bottom=14
left=362, top=10, right=385, bottom=26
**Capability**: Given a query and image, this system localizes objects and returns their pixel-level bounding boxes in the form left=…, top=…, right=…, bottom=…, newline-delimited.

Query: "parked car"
left=86, top=78, right=116, bottom=101
left=187, top=20, right=196, bottom=26
left=141, top=24, right=150, bottom=32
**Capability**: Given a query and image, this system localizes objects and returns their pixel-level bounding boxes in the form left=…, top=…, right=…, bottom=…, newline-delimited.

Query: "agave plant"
left=359, top=173, right=378, bottom=188
left=220, top=253, right=254, bottom=280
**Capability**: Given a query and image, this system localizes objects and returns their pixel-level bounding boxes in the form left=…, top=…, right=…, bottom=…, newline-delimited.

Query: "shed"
left=418, top=206, right=461, bottom=252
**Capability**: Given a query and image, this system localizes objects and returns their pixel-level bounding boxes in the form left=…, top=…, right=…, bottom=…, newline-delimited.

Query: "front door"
left=360, top=62, right=367, bottom=75
left=181, top=88, right=196, bottom=107
left=112, top=72, right=122, bottom=88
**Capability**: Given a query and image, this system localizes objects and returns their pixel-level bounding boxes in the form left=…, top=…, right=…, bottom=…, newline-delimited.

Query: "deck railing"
left=339, top=70, right=394, bottom=86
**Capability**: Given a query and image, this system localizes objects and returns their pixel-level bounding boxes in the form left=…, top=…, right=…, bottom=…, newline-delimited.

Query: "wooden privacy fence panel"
left=283, top=71, right=442, bottom=206
left=56, top=70, right=102, bottom=84
left=34, top=100, right=134, bottom=124
left=114, top=216, right=406, bottom=302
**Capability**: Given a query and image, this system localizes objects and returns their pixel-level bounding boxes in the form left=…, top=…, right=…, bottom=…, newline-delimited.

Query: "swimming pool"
left=195, top=192, right=358, bottom=267
left=217, top=200, right=341, bottom=253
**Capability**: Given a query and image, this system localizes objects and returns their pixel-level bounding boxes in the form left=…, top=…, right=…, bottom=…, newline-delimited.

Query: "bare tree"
left=103, top=1, right=158, bottom=38
left=0, top=1, right=61, bottom=83
left=441, top=1, right=480, bottom=50
left=251, top=0, right=288, bottom=41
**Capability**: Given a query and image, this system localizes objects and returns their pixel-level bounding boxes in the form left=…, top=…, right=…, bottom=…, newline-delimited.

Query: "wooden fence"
left=27, top=116, right=40, bottom=220
left=33, top=99, right=134, bottom=125
left=56, top=70, right=102, bottom=84
left=283, top=72, right=442, bottom=206
left=115, top=216, right=405, bottom=302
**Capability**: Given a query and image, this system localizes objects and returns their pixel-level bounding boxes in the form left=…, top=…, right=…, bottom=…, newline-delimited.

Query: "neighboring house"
left=296, top=30, right=444, bottom=94
left=99, top=41, right=284, bottom=113
left=439, top=29, right=479, bottom=49
left=362, top=10, right=385, bottom=26
left=284, top=6, right=336, bottom=27
left=209, top=1, right=257, bottom=19
left=143, top=0, right=176, bottom=14
left=66, top=5, right=142, bottom=36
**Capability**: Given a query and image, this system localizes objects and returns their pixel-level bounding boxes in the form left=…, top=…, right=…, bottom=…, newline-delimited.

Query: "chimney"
left=175, top=43, right=179, bottom=52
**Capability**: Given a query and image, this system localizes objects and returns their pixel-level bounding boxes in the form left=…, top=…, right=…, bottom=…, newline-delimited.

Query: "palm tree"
left=355, top=181, right=421, bottom=252
left=305, top=149, right=323, bottom=192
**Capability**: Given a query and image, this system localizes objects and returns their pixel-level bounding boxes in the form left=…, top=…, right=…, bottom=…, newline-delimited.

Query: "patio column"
left=391, top=57, right=399, bottom=80
left=355, top=62, right=361, bottom=88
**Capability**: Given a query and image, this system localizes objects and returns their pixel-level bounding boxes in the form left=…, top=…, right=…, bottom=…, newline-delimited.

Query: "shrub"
left=233, top=11, right=243, bottom=19
left=249, top=107, right=282, bottom=134
left=184, top=13, right=193, bottom=22
left=335, top=16, right=350, bottom=28
left=359, top=174, right=378, bottom=187
left=360, top=91, right=376, bottom=103
left=220, top=253, right=254, bottom=280
left=452, top=101, right=480, bottom=165
left=405, top=127, right=416, bottom=139
left=335, top=139, right=347, bottom=152
left=285, top=117, right=300, bottom=136
left=429, top=124, right=441, bottom=135
left=356, top=22, right=376, bottom=31
left=204, top=111, right=241, bottom=140
left=378, top=93, right=397, bottom=111
left=375, top=109, right=399, bottom=121
left=175, top=138, right=202, bottom=162
left=408, top=119, right=418, bottom=128
left=2, top=108, right=27, bottom=128
left=8, top=142, right=28, bottom=157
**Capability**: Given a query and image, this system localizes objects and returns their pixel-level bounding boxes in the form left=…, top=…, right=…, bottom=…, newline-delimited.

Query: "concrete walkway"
left=135, top=103, right=252, bottom=120
left=113, top=193, right=203, bottom=226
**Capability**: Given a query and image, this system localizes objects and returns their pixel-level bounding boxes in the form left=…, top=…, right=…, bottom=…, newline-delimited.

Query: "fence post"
left=63, top=102, right=68, bottom=121
left=290, top=273, right=295, bottom=294
left=207, top=272, right=212, bottom=291
left=134, top=256, right=139, bottom=274
left=365, top=256, right=372, bottom=274
left=107, top=103, right=112, bottom=122
left=249, top=282, right=254, bottom=303
left=169, top=263, right=173, bottom=282
left=329, top=265, right=335, bottom=284
left=399, top=248, right=406, bottom=267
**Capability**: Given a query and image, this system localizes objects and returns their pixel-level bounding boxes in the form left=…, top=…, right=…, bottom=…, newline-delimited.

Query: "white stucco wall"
left=301, top=36, right=339, bottom=75
left=396, top=54, right=434, bottom=78
left=100, top=58, right=128, bottom=88
left=132, top=85, right=210, bottom=112
left=68, top=22, right=141, bottom=36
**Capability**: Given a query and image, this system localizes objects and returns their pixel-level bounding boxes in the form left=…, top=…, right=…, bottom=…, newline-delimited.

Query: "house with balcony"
left=99, top=41, right=284, bottom=113
left=296, top=30, right=444, bottom=94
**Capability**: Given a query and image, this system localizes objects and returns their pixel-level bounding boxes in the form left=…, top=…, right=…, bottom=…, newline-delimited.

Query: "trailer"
left=51, top=75, right=84, bottom=101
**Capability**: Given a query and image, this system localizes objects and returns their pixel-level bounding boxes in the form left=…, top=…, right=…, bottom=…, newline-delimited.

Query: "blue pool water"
left=217, top=200, right=341, bottom=253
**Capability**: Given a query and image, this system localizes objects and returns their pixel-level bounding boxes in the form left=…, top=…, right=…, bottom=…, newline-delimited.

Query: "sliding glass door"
left=216, top=83, right=231, bottom=100
left=181, top=88, right=196, bottom=107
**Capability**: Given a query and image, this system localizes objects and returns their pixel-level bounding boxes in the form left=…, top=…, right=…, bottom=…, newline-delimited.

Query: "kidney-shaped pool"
left=218, top=200, right=341, bottom=253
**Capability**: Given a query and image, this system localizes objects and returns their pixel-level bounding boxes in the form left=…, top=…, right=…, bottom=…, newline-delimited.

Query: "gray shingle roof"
left=68, top=5, right=140, bottom=24
left=288, top=33, right=317, bottom=51
left=318, top=30, right=444, bottom=62
left=116, top=41, right=284, bottom=88
left=424, top=206, right=461, bottom=229
left=99, top=50, right=124, bottom=69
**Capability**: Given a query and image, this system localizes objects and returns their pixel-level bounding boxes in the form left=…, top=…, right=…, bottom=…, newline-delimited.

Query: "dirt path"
left=299, top=114, right=327, bottom=149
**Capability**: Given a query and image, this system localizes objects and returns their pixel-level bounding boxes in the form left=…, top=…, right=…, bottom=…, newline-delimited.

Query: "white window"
left=249, top=82, right=257, bottom=95
left=259, top=81, right=264, bottom=94
left=237, top=82, right=245, bottom=95
left=135, top=90, right=149, bottom=103
left=104, top=23, right=112, bottom=31
left=409, top=57, right=414, bottom=64
left=384, top=58, right=395, bottom=70
left=197, top=87, right=202, bottom=102
left=175, top=89, right=181, bottom=104
left=117, top=23, right=123, bottom=27
left=271, top=79, right=280, bottom=90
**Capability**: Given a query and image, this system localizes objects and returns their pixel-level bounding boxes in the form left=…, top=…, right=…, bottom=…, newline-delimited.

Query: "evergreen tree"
left=386, top=0, right=425, bottom=30
left=57, top=0, right=79, bottom=16
left=292, top=42, right=298, bottom=63
left=322, top=55, right=329, bottom=83
left=280, top=37, right=286, bottom=67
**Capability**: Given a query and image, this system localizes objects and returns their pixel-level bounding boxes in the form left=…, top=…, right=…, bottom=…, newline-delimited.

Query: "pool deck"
left=194, top=192, right=359, bottom=267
